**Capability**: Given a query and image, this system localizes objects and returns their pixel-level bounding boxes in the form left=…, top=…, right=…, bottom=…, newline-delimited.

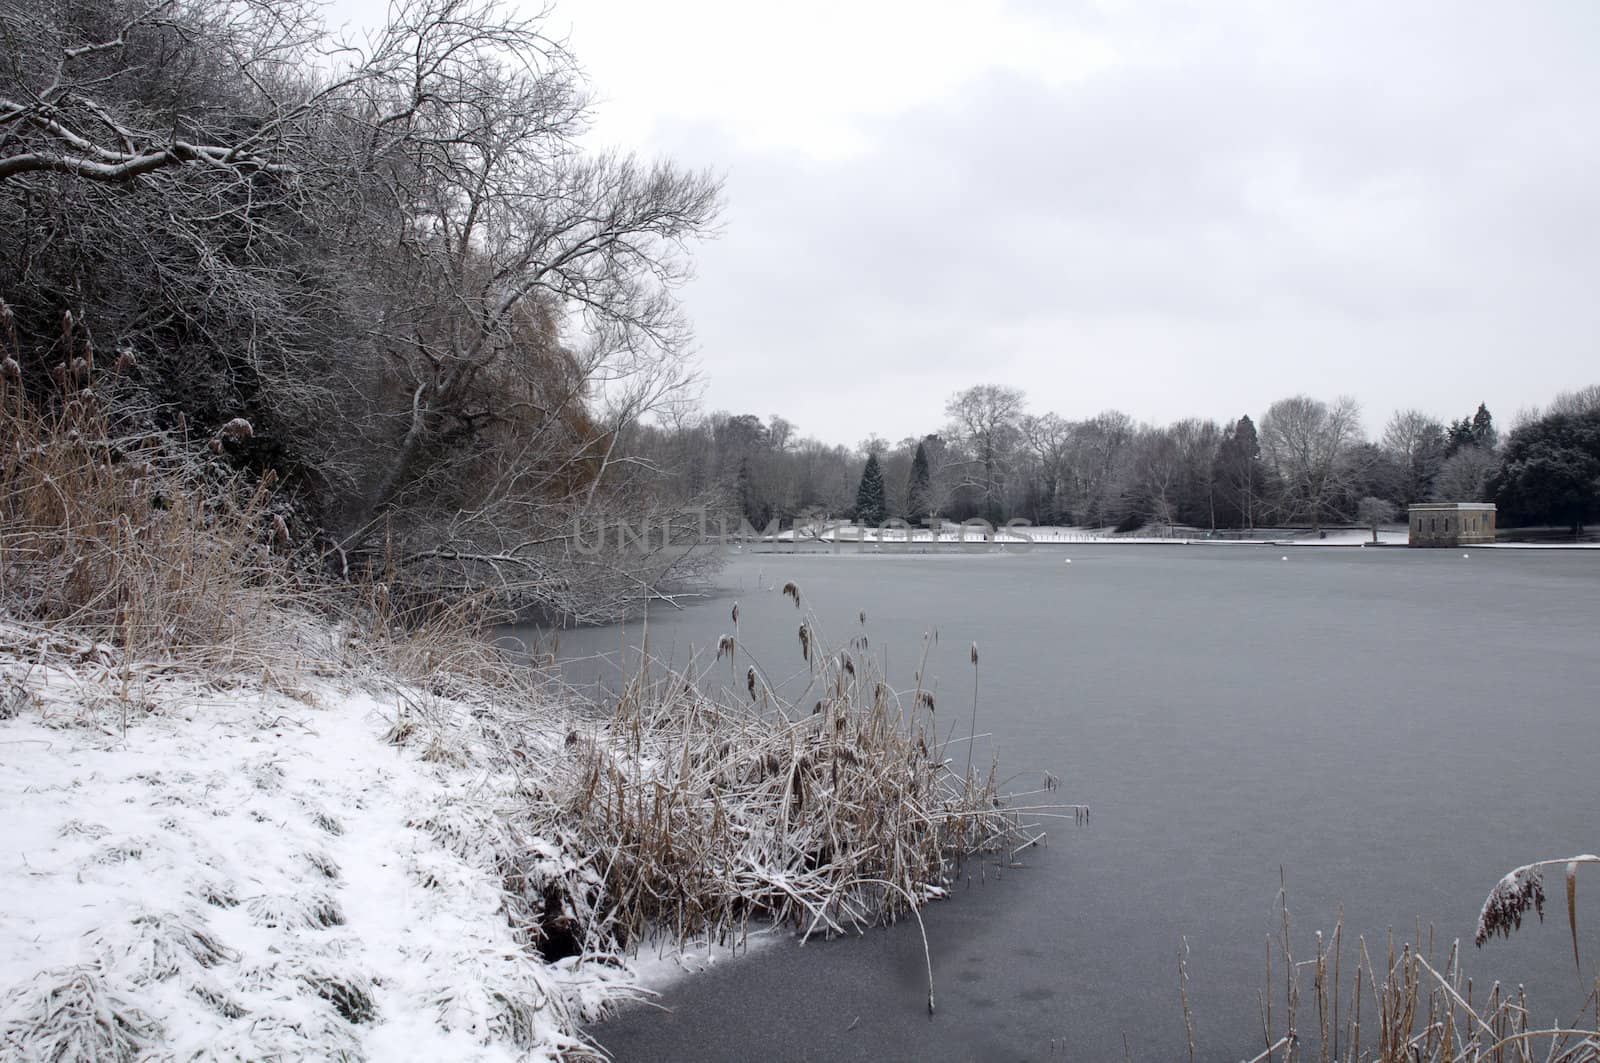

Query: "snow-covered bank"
left=0, top=599, right=1031, bottom=1060
left=0, top=626, right=629, bottom=1061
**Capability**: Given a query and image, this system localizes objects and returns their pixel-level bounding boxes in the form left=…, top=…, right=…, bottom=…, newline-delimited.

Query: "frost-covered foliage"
left=1475, top=854, right=1600, bottom=970
left=1, top=966, right=160, bottom=1062
left=0, top=575, right=1050, bottom=1057
left=1475, top=864, right=1548, bottom=947
left=0, top=630, right=596, bottom=1060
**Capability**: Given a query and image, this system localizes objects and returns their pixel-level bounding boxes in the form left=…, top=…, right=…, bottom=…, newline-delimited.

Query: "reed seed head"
left=1476, top=865, right=1546, bottom=947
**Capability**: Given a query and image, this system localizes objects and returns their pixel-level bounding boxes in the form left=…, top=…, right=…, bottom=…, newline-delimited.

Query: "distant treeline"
left=623, top=384, right=1600, bottom=535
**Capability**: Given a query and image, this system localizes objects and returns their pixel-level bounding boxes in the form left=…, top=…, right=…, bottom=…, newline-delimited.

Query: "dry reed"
left=1213, top=880, right=1600, bottom=1063
left=535, top=610, right=1048, bottom=961
left=0, top=303, right=300, bottom=670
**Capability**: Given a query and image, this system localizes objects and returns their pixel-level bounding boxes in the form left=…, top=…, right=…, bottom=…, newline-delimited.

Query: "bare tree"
left=1259, top=395, right=1364, bottom=530
left=336, top=0, right=720, bottom=521
left=0, top=0, right=330, bottom=185
left=0, top=0, right=361, bottom=439
left=1064, top=410, right=1134, bottom=527
left=1132, top=425, right=1181, bottom=529
left=944, top=384, right=1025, bottom=518
left=1169, top=418, right=1222, bottom=529
left=1549, top=384, right=1600, bottom=417
left=1381, top=409, right=1448, bottom=505
left=1021, top=412, right=1073, bottom=523
left=1355, top=496, right=1397, bottom=542
left=1430, top=446, right=1497, bottom=502
left=766, top=415, right=797, bottom=453
left=296, top=0, right=723, bottom=616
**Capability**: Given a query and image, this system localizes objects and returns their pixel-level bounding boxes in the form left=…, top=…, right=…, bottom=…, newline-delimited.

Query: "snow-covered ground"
left=771, top=521, right=1600, bottom=550
left=768, top=523, right=1413, bottom=548
left=0, top=630, right=647, bottom=1060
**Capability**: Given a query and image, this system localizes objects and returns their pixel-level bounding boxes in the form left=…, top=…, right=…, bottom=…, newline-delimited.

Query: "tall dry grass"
left=0, top=304, right=298, bottom=668
left=1220, top=878, right=1600, bottom=1063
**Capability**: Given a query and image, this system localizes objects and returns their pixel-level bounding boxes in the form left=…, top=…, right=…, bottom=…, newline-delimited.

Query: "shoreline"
left=0, top=606, right=1028, bottom=1059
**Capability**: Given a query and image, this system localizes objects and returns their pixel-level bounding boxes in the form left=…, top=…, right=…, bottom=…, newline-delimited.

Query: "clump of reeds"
left=1214, top=878, right=1600, bottom=1063
left=531, top=597, right=1069, bottom=988
left=0, top=303, right=299, bottom=669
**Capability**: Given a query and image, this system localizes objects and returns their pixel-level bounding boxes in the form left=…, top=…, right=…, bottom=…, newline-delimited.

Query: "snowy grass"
left=0, top=594, right=1052, bottom=1057
left=1, top=965, right=162, bottom=1062
left=0, top=632, right=598, bottom=1060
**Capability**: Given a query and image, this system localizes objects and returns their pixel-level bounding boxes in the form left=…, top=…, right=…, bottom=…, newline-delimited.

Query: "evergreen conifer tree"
left=905, top=442, right=932, bottom=520
left=1471, top=403, right=1498, bottom=449
left=1214, top=415, right=1263, bottom=529
left=736, top=458, right=766, bottom=528
left=855, top=453, right=887, bottom=526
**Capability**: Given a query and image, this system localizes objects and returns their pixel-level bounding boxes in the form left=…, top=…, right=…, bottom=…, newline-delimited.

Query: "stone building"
left=1408, top=502, right=1496, bottom=547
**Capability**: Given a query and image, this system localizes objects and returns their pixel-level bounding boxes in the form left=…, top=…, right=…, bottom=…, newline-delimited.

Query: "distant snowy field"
left=766, top=523, right=1414, bottom=547
left=0, top=628, right=654, bottom=1061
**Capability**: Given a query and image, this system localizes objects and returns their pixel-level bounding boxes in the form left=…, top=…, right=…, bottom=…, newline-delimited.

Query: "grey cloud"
left=644, top=1, right=1600, bottom=440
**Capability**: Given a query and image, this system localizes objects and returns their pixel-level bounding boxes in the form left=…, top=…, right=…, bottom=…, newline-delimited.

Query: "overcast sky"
left=330, top=0, right=1599, bottom=447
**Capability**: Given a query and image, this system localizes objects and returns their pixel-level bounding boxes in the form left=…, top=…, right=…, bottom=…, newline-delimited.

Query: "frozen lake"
left=526, top=545, right=1600, bottom=1061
